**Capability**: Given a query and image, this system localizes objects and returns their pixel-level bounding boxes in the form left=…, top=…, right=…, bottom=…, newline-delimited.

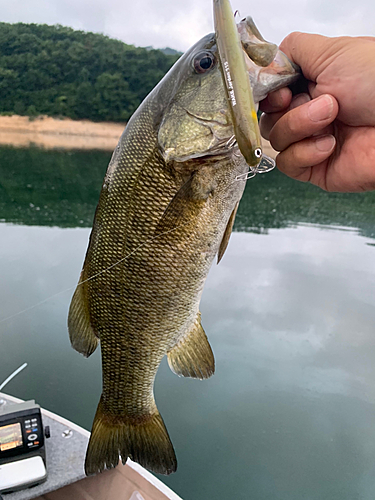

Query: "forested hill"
left=0, top=23, right=181, bottom=122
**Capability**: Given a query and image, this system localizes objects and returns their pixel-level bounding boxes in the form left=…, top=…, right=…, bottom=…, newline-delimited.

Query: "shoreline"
left=0, top=114, right=277, bottom=157
left=0, top=115, right=126, bottom=151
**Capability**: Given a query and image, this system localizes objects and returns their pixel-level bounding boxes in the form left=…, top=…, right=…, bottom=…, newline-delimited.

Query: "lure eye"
left=193, top=51, right=215, bottom=74
left=255, top=147, right=262, bottom=158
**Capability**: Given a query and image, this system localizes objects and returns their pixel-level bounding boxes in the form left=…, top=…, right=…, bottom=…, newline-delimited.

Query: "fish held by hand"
left=68, top=13, right=299, bottom=477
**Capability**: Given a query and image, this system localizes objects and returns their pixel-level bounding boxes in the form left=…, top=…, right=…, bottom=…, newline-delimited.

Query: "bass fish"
left=68, top=16, right=299, bottom=476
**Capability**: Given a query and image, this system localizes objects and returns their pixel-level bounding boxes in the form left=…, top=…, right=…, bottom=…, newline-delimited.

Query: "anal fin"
left=68, top=273, right=99, bottom=357
left=217, top=201, right=239, bottom=264
left=167, top=313, right=215, bottom=379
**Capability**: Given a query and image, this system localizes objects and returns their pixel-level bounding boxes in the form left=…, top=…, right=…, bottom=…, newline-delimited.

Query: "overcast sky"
left=1, top=0, right=374, bottom=52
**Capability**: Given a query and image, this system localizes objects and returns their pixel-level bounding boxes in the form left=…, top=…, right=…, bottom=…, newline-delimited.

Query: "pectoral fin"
left=217, top=201, right=239, bottom=264
left=167, top=313, right=215, bottom=379
left=155, top=174, right=212, bottom=235
left=68, top=273, right=99, bottom=357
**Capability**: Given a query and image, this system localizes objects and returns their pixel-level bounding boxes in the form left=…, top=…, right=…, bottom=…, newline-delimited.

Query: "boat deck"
left=0, top=393, right=182, bottom=500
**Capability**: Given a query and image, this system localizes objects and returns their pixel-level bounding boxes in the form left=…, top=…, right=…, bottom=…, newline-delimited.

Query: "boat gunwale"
left=0, top=392, right=183, bottom=500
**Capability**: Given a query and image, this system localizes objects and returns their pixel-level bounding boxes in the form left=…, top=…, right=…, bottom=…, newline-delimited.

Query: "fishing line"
left=0, top=222, right=189, bottom=325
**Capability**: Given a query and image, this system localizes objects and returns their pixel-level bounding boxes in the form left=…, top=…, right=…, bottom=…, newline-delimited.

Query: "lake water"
left=1, top=145, right=375, bottom=499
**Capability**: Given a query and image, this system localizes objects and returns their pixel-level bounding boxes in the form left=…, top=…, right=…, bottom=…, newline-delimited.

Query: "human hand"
left=259, top=32, right=375, bottom=192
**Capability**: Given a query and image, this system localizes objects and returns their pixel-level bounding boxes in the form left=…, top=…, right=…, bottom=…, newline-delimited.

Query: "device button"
left=32, top=428, right=38, bottom=432
left=28, top=434, right=38, bottom=441
left=25, top=420, right=31, bottom=424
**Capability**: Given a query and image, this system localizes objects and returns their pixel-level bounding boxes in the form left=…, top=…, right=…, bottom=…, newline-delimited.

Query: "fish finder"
left=0, top=400, right=48, bottom=493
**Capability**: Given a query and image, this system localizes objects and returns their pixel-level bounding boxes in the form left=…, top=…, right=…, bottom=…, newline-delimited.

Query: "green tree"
left=0, top=22, right=181, bottom=121
left=94, top=72, right=136, bottom=121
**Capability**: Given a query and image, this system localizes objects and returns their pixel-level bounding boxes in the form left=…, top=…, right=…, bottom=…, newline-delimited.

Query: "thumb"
left=279, top=32, right=337, bottom=82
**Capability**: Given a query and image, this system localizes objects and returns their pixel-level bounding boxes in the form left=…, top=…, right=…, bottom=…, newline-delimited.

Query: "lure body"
left=213, top=0, right=262, bottom=167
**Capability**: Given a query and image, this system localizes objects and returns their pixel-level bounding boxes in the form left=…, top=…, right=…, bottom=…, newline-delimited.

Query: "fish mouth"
left=159, top=18, right=300, bottom=165
left=178, top=23, right=300, bottom=163
left=237, top=17, right=300, bottom=103
left=244, top=49, right=300, bottom=103
left=162, top=133, right=238, bottom=164
left=162, top=109, right=238, bottom=163
left=185, top=110, right=238, bottom=157
left=162, top=46, right=300, bottom=165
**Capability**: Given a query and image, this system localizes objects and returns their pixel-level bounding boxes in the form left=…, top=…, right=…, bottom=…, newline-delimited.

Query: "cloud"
left=0, top=0, right=374, bottom=51
left=104, top=0, right=212, bottom=49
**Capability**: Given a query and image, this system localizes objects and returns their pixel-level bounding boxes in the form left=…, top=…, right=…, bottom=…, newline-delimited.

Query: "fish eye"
left=193, top=51, right=215, bottom=74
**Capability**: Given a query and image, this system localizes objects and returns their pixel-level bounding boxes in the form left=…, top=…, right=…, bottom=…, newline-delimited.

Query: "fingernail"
left=290, top=93, right=310, bottom=110
left=315, top=134, right=336, bottom=152
left=308, top=95, right=334, bottom=122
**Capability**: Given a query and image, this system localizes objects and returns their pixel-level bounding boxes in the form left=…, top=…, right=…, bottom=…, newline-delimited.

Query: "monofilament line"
left=0, top=222, right=188, bottom=325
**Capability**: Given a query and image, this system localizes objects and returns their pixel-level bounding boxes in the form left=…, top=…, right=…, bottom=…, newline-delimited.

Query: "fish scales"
left=68, top=28, right=299, bottom=476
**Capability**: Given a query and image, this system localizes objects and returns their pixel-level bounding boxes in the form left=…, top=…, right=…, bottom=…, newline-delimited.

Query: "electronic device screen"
left=0, top=422, right=23, bottom=452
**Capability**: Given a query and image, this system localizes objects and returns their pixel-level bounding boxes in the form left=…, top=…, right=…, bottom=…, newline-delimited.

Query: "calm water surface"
left=1, top=146, right=375, bottom=499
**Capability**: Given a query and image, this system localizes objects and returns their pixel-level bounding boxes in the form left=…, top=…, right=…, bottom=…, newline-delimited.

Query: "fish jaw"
left=238, top=16, right=278, bottom=67
left=235, top=16, right=300, bottom=103
left=159, top=103, right=235, bottom=164
left=244, top=47, right=301, bottom=104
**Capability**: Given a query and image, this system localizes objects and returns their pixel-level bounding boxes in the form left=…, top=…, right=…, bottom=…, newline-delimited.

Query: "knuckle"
left=259, top=114, right=272, bottom=140
left=286, top=143, right=300, bottom=168
left=268, top=132, right=280, bottom=152
left=280, top=32, right=302, bottom=53
left=277, top=143, right=308, bottom=181
left=285, top=110, right=301, bottom=136
left=282, top=32, right=296, bottom=46
left=275, top=151, right=286, bottom=172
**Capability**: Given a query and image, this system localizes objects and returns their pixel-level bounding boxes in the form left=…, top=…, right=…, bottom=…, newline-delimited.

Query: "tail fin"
left=85, top=396, right=177, bottom=476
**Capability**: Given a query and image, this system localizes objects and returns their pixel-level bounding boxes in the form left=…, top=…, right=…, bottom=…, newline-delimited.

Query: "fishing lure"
left=213, top=0, right=276, bottom=179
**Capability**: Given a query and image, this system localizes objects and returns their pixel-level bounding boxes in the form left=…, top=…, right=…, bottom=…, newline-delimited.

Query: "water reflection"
left=1, top=145, right=375, bottom=499
left=0, top=146, right=110, bottom=227
left=163, top=225, right=375, bottom=499
left=238, top=171, right=375, bottom=239
left=2, top=145, right=375, bottom=238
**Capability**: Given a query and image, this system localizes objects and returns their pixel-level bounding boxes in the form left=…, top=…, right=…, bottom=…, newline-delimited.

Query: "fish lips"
left=158, top=103, right=236, bottom=164
left=246, top=49, right=301, bottom=103
left=160, top=132, right=237, bottom=164
left=237, top=16, right=301, bottom=101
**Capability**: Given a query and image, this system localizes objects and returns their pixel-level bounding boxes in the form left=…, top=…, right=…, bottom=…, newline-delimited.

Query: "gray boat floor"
left=1, top=394, right=88, bottom=500
left=0, top=394, right=182, bottom=500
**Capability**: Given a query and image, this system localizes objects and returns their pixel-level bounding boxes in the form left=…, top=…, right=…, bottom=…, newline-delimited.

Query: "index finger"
left=269, top=94, right=338, bottom=151
left=259, top=87, right=293, bottom=113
